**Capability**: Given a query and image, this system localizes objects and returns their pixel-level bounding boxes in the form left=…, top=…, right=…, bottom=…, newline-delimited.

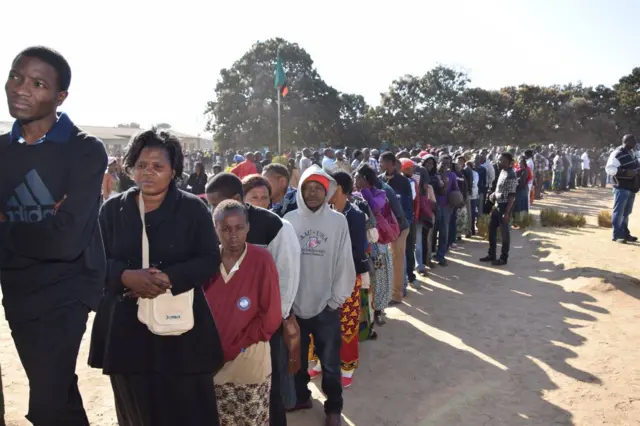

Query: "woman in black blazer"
left=89, top=129, right=223, bottom=426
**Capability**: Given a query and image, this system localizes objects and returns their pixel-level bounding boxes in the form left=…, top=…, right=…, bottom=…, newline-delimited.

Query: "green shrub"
left=540, top=208, right=586, bottom=228
left=598, top=210, right=612, bottom=228
left=514, top=212, right=534, bottom=229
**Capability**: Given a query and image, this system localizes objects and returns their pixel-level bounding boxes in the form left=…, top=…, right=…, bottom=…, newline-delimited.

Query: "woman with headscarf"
left=354, top=164, right=394, bottom=327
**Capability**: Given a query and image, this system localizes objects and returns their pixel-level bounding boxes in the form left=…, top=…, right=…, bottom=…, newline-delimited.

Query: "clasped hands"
left=121, top=268, right=172, bottom=299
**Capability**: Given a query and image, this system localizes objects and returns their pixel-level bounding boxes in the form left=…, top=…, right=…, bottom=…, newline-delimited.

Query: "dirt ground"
left=1, top=187, right=640, bottom=425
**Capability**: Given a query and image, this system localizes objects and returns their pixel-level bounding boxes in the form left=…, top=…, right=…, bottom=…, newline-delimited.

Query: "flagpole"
left=277, top=87, right=281, bottom=155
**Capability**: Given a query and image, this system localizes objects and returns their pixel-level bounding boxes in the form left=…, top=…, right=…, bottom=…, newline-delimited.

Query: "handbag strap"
left=138, top=194, right=150, bottom=269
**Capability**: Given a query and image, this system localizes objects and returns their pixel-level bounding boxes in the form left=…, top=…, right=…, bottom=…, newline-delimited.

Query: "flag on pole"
left=274, top=55, right=288, bottom=97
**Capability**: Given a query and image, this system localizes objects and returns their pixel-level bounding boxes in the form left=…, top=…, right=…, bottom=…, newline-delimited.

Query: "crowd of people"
left=1, top=46, right=639, bottom=426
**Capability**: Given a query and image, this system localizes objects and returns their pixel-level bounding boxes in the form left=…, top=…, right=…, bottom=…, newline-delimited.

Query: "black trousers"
left=9, top=301, right=89, bottom=426
left=405, top=222, right=417, bottom=282
left=295, top=308, right=342, bottom=414
left=111, top=372, right=220, bottom=426
left=269, top=327, right=287, bottom=426
left=488, top=204, right=511, bottom=260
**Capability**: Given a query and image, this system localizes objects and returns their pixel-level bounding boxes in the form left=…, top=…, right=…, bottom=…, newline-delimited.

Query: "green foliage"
left=540, top=208, right=586, bottom=228
left=514, top=212, right=534, bottom=228
left=206, top=37, right=640, bottom=151
left=598, top=210, right=612, bottom=228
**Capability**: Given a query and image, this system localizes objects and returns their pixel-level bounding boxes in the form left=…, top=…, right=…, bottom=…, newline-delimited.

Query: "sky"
left=1, top=0, right=639, bottom=135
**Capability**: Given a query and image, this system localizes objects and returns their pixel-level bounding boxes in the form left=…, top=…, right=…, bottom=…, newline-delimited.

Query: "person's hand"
left=283, top=317, right=302, bottom=374
left=502, top=212, right=510, bottom=224
left=121, top=269, right=170, bottom=299
left=149, top=268, right=172, bottom=290
left=489, top=193, right=496, bottom=202
left=0, top=212, right=6, bottom=222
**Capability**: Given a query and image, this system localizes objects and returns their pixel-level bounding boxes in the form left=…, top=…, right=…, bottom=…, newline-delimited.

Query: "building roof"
left=0, top=121, right=204, bottom=142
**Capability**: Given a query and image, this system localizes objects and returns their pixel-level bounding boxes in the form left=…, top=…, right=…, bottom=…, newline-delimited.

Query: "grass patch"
left=598, top=210, right=612, bottom=228
left=513, top=212, right=535, bottom=229
left=540, top=208, right=586, bottom=228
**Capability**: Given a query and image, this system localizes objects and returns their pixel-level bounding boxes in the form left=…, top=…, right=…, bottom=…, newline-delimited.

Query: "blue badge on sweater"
left=237, top=297, right=251, bottom=311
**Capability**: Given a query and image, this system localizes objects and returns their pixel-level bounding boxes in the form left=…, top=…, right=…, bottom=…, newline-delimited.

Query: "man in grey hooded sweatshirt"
left=285, top=165, right=356, bottom=426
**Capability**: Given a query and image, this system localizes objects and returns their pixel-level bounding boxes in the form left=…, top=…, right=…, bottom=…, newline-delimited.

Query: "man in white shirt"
left=581, top=150, right=591, bottom=187
left=322, top=148, right=338, bottom=173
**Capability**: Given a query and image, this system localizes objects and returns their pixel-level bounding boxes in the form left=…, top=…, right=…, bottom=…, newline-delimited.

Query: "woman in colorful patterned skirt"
left=205, top=200, right=283, bottom=425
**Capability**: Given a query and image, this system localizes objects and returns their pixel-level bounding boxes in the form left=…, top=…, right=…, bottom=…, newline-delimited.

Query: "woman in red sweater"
left=205, top=200, right=282, bottom=426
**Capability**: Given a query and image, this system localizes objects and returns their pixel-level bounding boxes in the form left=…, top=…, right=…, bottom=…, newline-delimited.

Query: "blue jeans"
left=448, top=208, right=458, bottom=246
left=295, top=307, right=342, bottom=414
left=415, top=223, right=424, bottom=270
left=612, top=188, right=636, bottom=240
left=436, top=206, right=452, bottom=261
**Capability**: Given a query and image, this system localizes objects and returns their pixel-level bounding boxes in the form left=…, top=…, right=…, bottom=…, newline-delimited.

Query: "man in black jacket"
left=0, top=47, right=107, bottom=425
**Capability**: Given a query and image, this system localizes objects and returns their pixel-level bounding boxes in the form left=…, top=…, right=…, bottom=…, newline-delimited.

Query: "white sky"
left=1, top=0, right=638, bottom=135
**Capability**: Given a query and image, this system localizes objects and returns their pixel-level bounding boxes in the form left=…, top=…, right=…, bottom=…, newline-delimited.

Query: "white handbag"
left=136, top=193, right=195, bottom=336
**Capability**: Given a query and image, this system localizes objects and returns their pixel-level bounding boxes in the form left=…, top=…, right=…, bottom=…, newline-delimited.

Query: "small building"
left=0, top=121, right=210, bottom=154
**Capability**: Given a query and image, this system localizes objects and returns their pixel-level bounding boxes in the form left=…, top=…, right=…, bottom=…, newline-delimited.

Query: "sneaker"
left=309, top=368, right=322, bottom=379
left=625, top=235, right=638, bottom=242
left=492, top=258, right=508, bottom=266
left=341, top=376, right=353, bottom=389
left=438, top=259, right=448, bottom=267
left=410, top=280, right=422, bottom=289
left=480, top=255, right=496, bottom=262
left=614, top=238, right=628, bottom=244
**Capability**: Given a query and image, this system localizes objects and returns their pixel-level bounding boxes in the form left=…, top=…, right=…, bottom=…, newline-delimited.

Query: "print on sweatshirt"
left=299, top=229, right=329, bottom=256
left=5, top=169, right=58, bottom=223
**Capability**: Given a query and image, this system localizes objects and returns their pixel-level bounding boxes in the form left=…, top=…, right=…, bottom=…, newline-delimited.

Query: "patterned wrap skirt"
left=215, top=376, right=271, bottom=426
left=369, top=243, right=393, bottom=311
left=308, top=276, right=362, bottom=376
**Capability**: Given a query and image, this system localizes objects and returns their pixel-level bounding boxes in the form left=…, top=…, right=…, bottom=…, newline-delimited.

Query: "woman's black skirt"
left=111, top=372, right=220, bottom=426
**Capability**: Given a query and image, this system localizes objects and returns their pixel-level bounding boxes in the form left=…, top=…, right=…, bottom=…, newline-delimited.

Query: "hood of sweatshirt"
left=296, top=165, right=337, bottom=216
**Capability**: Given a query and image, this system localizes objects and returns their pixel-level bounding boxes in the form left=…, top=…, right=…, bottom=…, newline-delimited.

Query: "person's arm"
left=328, top=220, right=357, bottom=310
left=0, top=138, right=107, bottom=261
left=349, top=210, right=368, bottom=272
left=503, top=175, right=518, bottom=223
left=99, top=202, right=127, bottom=293
left=267, top=219, right=300, bottom=319
left=230, top=255, right=283, bottom=350
left=102, top=173, right=112, bottom=201
left=401, top=179, right=414, bottom=223
left=605, top=150, right=635, bottom=178
left=381, top=182, right=406, bottom=226
left=163, top=199, right=220, bottom=295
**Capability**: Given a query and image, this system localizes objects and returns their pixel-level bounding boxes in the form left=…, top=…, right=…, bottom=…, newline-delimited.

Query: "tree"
left=156, top=123, right=172, bottom=129
left=117, top=122, right=140, bottom=128
left=205, top=38, right=342, bottom=153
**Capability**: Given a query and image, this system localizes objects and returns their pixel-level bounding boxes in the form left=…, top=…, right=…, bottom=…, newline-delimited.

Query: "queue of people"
left=1, top=45, right=638, bottom=426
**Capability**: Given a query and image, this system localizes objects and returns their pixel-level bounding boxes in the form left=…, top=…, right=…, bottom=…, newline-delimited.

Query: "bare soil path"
left=1, top=187, right=639, bottom=425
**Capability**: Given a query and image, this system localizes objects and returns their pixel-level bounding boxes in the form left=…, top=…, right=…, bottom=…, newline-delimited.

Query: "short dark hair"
left=524, top=149, right=533, bottom=158
left=263, top=163, right=290, bottom=183
left=356, top=163, right=377, bottom=187
left=352, top=149, right=362, bottom=158
left=241, top=174, right=272, bottom=197
left=15, top=46, right=72, bottom=91
left=500, top=152, right=514, bottom=164
left=206, top=172, right=243, bottom=199
left=123, top=128, right=184, bottom=178
left=380, top=151, right=397, bottom=164
left=332, top=171, right=353, bottom=195
left=213, top=199, right=248, bottom=223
